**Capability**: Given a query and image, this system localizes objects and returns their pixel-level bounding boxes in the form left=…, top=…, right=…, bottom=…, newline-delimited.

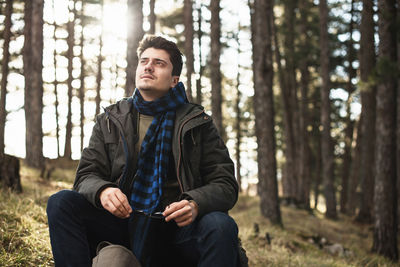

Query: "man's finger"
left=165, top=203, right=192, bottom=222
left=104, top=200, right=125, bottom=218
left=108, top=194, right=129, bottom=217
left=163, top=200, right=189, bottom=217
left=100, top=187, right=131, bottom=218
left=114, top=190, right=132, bottom=215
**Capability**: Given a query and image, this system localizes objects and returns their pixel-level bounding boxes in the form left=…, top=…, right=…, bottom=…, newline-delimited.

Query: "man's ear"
left=171, top=76, right=179, bottom=87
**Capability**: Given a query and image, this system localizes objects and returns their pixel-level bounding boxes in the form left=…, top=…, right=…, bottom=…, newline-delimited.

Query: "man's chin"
left=137, top=85, right=154, bottom=91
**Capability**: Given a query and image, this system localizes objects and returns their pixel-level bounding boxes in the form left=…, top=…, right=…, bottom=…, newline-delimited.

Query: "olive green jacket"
left=73, top=98, right=238, bottom=217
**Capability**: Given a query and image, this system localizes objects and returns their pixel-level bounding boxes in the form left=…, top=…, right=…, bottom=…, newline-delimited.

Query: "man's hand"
left=163, top=199, right=198, bottom=227
left=100, top=187, right=132, bottom=218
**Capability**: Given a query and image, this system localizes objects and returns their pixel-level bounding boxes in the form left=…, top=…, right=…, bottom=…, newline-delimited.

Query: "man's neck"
left=138, top=89, right=167, bottom=102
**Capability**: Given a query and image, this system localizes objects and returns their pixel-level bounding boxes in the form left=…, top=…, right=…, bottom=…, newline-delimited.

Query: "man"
left=47, top=35, right=239, bottom=267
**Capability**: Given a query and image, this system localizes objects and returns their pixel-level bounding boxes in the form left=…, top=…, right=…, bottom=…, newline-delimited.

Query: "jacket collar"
left=105, top=97, right=206, bottom=131
left=175, top=103, right=204, bottom=123
left=105, top=97, right=134, bottom=119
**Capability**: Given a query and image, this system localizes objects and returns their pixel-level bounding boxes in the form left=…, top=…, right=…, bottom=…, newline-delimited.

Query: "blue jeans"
left=47, top=190, right=239, bottom=267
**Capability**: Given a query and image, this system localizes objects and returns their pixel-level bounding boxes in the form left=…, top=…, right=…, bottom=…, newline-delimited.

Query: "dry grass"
left=0, top=161, right=399, bottom=266
left=231, top=195, right=399, bottom=267
left=0, top=163, right=75, bottom=267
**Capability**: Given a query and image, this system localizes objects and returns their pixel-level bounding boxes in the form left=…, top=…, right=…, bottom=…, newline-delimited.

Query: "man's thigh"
left=47, top=190, right=130, bottom=257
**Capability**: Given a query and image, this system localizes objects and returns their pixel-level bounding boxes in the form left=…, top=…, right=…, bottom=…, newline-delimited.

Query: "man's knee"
left=198, top=212, right=238, bottom=241
left=46, top=190, right=82, bottom=220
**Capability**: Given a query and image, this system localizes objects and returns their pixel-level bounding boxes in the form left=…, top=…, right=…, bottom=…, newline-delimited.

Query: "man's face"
left=135, top=47, right=179, bottom=101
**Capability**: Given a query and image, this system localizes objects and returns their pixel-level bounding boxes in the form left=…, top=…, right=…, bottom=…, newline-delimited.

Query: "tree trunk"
left=310, top=93, right=323, bottom=211
left=24, top=0, right=44, bottom=168
left=297, top=0, right=311, bottom=209
left=195, top=3, right=203, bottom=105
left=126, top=0, right=144, bottom=96
left=271, top=11, right=294, bottom=203
left=235, top=26, right=242, bottom=192
left=52, top=0, right=61, bottom=158
left=341, top=0, right=356, bottom=214
left=346, top=115, right=362, bottom=216
left=79, top=1, right=86, bottom=152
left=313, top=131, right=322, bottom=210
left=0, top=154, right=22, bottom=193
left=252, top=0, right=282, bottom=226
left=95, top=0, right=104, bottom=117
left=64, top=2, right=76, bottom=159
left=282, top=0, right=299, bottom=205
left=340, top=120, right=354, bottom=213
left=209, top=0, right=224, bottom=138
left=356, top=0, right=376, bottom=223
left=149, top=0, right=156, bottom=34
left=319, top=0, right=337, bottom=219
left=184, top=0, right=194, bottom=101
left=397, top=0, right=400, bottom=231
left=0, top=0, right=12, bottom=155
left=372, top=0, right=398, bottom=260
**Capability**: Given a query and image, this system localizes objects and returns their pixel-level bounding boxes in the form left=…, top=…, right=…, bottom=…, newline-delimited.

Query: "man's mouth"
left=140, top=74, right=155, bottom=80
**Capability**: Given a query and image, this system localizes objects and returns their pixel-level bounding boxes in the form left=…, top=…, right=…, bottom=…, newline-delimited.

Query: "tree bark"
left=235, top=26, right=242, bottom=192
left=282, top=0, right=299, bottom=204
left=210, top=0, right=224, bottom=138
left=149, top=0, right=156, bottom=34
left=313, top=131, right=323, bottom=210
left=271, top=10, right=294, bottom=203
left=356, top=0, right=376, bottom=223
left=95, top=0, right=104, bottom=117
left=397, top=0, right=400, bottom=231
left=79, top=1, right=86, bottom=152
left=52, top=0, right=60, bottom=158
left=346, top=115, right=362, bottom=216
left=297, top=0, right=311, bottom=209
left=0, top=154, right=22, bottom=193
left=64, top=2, right=76, bottom=159
left=0, top=0, right=12, bottom=155
left=341, top=0, right=357, bottom=214
left=340, top=119, right=354, bottom=213
left=372, top=0, right=398, bottom=260
left=319, top=0, right=337, bottom=219
left=126, top=0, right=144, bottom=96
left=195, top=3, right=203, bottom=105
left=23, top=0, right=44, bottom=168
left=252, top=0, right=282, bottom=225
left=184, top=0, right=194, bottom=101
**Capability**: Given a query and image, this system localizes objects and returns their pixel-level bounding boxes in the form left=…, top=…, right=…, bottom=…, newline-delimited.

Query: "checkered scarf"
left=130, top=82, right=187, bottom=213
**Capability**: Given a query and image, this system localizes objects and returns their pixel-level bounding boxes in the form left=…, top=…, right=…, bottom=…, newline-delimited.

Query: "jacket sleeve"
left=182, top=121, right=239, bottom=217
left=73, top=114, right=117, bottom=208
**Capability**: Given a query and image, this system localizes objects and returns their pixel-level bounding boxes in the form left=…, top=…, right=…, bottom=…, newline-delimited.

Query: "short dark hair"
left=137, top=35, right=183, bottom=76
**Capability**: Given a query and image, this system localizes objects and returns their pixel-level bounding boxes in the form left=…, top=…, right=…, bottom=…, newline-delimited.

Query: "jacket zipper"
left=176, top=109, right=207, bottom=193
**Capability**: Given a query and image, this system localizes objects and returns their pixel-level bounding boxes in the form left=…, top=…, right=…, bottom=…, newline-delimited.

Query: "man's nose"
left=144, top=61, right=154, bottom=72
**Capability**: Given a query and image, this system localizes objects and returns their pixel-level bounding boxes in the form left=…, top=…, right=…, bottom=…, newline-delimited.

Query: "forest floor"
left=0, top=160, right=399, bottom=267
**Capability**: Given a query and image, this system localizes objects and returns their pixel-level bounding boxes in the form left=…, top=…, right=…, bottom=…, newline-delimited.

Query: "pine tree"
left=319, top=0, right=337, bottom=219
left=251, top=0, right=282, bottom=225
left=372, top=0, right=398, bottom=260
left=23, top=0, right=44, bottom=168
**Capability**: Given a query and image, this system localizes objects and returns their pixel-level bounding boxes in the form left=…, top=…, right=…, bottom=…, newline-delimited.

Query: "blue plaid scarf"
left=130, top=82, right=188, bottom=213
